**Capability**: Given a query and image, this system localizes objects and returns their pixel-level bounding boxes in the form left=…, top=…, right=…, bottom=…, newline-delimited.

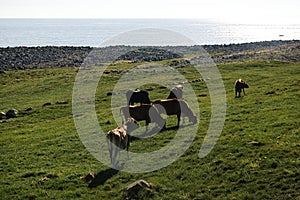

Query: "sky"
left=0, top=0, right=299, bottom=24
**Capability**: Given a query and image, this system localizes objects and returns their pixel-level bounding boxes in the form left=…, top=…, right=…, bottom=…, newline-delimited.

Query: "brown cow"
left=106, top=118, right=139, bottom=167
left=153, top=99, right=197, bottom=128
left=235, top=79, right=249, bottom=97
left=120, top=104, right=165, bottom=131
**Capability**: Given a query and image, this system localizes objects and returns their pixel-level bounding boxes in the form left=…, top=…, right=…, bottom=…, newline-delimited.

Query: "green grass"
left=0, top=60, right=299, bottom=199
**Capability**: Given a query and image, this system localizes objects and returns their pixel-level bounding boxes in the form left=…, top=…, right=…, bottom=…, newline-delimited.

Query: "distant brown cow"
left=153, top=99, right=197, bottom=128
left=120, top=104, right=165, bottom=131
left=235, top=79, right=249, bottom=97
left=106, top=118, right=139, bottom=167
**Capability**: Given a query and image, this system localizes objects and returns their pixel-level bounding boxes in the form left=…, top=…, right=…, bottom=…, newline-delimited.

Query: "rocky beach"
left=0, top=40, right=299, bottom=71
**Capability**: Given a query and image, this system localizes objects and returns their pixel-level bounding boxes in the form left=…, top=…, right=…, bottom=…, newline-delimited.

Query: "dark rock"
left=145, top=87, right=154, bottom=91
left=0, top=111, right=6, bottom=120
left=124, top=180, right=153, bottom=199
left=6, top=109, right=18, bottom=118
left=80, top=172, right=95, bottom=182
left=25, top=107, right=33, bottom=111
left=248, top=141, right=264, bottom=146
left=265, top=91, right=276, bottom=95
left=158, top=86, right=167, bottom=89
left=56, top=101, right=68, bottom=104
left=42, top=102, right=52, bottom=107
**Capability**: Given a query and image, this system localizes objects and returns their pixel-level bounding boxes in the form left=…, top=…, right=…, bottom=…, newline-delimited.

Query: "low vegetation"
left=0, top=59, right=299, bottom=199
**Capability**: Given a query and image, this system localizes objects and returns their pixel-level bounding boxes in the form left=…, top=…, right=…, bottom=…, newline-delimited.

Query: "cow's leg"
left=111, top=138, right=121, bottom=168
left=161, top=119, right=166, bottom=130
left=243, top=88, right=246, bottom=95
left=111, top=145, right=117, bottom=168
left=113, top=140, right=118, bottom=168
left=237, top=88, right=241, bottom=98
left=145, top=120, right=149, bottom=132
left=126, top=137, right=130, bottom=160
left=108, top=142, right=113, bottom=165
left=117, top=139, right=122, bottom=165
left=116, top=148, right=120, bottom=166
left=177, top=114, right=181, bottom=127
left=107, top=136, right=114, bottom=166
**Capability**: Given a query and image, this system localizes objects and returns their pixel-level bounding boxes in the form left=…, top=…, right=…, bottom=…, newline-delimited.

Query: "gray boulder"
left=6, top=109, right=18, bottom=118
left=0, top=112, right=6, bottom=120
left=124, top=180, right=153, bottom=199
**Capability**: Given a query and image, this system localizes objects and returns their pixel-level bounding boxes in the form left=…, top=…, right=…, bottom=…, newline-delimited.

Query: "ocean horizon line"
left=0, top=39, right=299, bottom=49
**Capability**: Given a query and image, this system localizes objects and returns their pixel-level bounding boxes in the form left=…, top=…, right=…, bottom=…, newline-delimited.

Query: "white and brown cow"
left=106, top=118, right=139, bottom=167
left=235, top=79, right=249, bottom=98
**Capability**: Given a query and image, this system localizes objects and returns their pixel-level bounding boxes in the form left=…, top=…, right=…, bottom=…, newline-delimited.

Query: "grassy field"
left=0, top=59, right=299, bottom=199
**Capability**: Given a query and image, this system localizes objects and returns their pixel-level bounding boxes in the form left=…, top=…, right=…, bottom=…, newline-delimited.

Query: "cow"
left=106, top=118, right=139, bottom=167
left=235, top=79, right=249, bottom=97
left=120, top=104, right=165, bottom=132
left=126, top=89, right=151, bottom=105
left=153, top=99, right=197, bottom=128
left=167, top=85, right=183, bottom=99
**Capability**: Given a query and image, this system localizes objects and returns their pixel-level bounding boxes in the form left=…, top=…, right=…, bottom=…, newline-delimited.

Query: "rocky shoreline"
left=0, top=40, right=299, bottom=71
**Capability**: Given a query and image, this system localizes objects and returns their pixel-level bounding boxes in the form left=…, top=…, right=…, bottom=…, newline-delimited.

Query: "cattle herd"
left=106, top=85, right=198, bottom=167
left=107, top=80, right=249, bottom=167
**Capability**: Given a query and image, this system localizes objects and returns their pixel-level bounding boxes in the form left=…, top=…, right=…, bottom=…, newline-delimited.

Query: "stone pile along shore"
left=0, top=40, right=299, bottom=71
left=0, top=46, right=92, bottom=70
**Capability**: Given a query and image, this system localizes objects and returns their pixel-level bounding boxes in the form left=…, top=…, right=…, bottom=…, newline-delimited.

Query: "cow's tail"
left=106, top=133, right=113, bottom=165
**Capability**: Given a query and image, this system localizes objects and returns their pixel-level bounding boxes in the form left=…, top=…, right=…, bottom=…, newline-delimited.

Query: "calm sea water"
left=0, top=19, right=299, bottom=47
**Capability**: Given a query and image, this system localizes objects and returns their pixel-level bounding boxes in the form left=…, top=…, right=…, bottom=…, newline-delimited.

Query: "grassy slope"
left=0, top=60, right=299, bottom=199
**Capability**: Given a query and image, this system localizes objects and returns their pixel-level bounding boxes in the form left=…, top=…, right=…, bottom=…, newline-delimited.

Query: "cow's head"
left=244, top=82, right=249, bottom=88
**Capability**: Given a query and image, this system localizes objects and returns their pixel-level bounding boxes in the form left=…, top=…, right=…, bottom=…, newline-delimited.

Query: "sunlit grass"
left=0, top=60, right=299, bottom=199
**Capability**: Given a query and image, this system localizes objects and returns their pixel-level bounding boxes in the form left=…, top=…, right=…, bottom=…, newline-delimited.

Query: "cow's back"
left=126, top=89, right=150, bottom=105
left=130, top=105, right=151, bottom=121
left=154, top=99, right=180, bottom=115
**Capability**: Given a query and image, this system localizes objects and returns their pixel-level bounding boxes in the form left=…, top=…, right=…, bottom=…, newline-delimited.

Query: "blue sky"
left=0, top=0, right=299, bottom=24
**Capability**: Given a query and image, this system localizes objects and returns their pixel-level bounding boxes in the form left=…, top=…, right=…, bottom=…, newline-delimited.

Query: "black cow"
left=235, top=79, right=249, bottom=97
left=167, top=85, right=183, bottom=99
left=126, top=89, right=151, bottom=105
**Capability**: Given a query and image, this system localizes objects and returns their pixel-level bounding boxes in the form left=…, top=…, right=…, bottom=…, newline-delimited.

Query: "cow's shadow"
left=130, top=123, right=194, bottom=140
left=88, top=168, right=119, bottom=188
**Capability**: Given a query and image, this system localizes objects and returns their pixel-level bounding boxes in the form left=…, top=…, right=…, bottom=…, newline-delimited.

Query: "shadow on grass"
left=88, top=168, right=119, bottom=188
left=131, top=123, right=194, bottom=140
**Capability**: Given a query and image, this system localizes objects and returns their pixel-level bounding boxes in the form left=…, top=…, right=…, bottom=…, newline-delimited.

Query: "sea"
left=0, top=19, right=299, bottom=47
